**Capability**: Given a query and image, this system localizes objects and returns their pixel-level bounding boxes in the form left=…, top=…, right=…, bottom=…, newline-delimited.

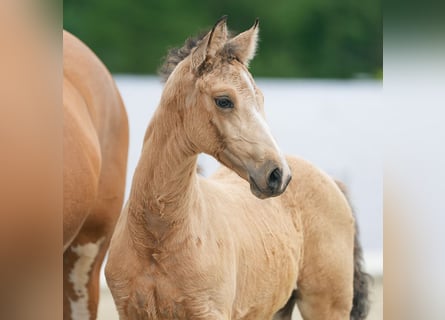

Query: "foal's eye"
left=214, top=97, right=234, bottom=109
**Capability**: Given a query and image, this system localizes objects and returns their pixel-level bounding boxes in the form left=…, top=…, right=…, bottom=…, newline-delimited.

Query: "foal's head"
left=160, top=17, right=291, bottom=199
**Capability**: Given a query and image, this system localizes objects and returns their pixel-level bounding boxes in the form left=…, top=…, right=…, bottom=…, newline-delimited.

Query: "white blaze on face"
left=251, top=109, right=281, bottom=152
left=240, top=70, right=291, bottom=188
left=68, top=237, right=105, bottom=319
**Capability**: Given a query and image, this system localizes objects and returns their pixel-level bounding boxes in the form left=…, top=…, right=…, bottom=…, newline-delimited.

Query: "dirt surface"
left=98, top=276, right=382, bottom=319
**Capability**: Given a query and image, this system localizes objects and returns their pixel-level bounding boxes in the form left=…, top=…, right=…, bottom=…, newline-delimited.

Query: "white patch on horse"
left=251, top=109, right=280, bottom=151
left=68, top=237, right=105, bottom=320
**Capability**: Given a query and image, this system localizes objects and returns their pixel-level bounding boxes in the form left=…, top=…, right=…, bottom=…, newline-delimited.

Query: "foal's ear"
left=226, top=19, right=259, bottom=66
left=191, top=16, right=228, bottom=71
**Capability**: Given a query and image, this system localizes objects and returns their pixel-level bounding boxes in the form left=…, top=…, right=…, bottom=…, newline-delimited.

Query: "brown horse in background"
left=63, top=31, right=129, bottom=320
left=106, top=17, right=369, bottom=320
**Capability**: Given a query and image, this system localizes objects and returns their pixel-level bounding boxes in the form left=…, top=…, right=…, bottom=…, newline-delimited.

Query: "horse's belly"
left=231, top=206, right=302, bottom=319
left=233, top=247, right=300, bottom=320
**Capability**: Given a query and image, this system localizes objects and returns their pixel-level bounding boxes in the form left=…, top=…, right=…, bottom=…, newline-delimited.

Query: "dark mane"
left=158, top=32, right=207, bottom=82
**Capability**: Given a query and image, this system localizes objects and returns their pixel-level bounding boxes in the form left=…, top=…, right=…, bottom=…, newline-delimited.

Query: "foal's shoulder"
left=202, top=166, right=249, bottom=195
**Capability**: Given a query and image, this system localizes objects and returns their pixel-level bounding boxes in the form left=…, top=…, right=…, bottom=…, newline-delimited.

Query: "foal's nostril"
left=267, top=168, right=282, bottom=192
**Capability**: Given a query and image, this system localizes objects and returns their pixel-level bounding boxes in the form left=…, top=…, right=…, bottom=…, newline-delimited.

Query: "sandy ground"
left=98, top=276, right=382, bottom=319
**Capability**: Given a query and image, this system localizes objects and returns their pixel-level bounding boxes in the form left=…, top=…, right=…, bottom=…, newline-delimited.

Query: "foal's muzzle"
left=248, top=161, right=292, bottom=199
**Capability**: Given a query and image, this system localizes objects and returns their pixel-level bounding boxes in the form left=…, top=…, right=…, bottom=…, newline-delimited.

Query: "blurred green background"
left=64, top=0, right=381, bottom=78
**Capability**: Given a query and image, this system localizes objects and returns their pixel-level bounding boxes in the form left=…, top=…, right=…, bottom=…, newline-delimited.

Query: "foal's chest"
left=130, top=260, right=230, bottom=320
left=129, top=276, right=189, bottom=320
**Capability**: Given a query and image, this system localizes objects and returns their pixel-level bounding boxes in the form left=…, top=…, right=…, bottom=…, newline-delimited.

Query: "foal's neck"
left=128, top=100, right=199, bottom=247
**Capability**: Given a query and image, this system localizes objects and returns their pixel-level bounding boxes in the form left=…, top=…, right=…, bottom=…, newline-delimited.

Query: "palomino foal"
left=63, top=31, right=129, bottom=320
left=106, top=17, right=369, bottom=320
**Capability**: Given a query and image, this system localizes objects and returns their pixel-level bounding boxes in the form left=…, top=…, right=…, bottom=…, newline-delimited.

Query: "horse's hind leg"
left=63, top=226, right=108, bottom=320
left=294, top=215, right=355, bottom=319
left=63, top=209, right=119, bottom=320
left=295, top=264, right=353, bottom=320
left=63, top=192, right=125, bottom=319
left=294, top=238, right=354, bottom=320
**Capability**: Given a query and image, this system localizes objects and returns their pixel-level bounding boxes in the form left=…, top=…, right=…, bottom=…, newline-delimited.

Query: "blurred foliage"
left=64, top=0, right=381, bottom=78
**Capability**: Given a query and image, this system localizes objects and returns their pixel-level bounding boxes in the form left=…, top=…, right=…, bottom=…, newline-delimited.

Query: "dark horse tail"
left=337, top=181, right=371, bottom=320
left=350, top=217, right=372, bottom=319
